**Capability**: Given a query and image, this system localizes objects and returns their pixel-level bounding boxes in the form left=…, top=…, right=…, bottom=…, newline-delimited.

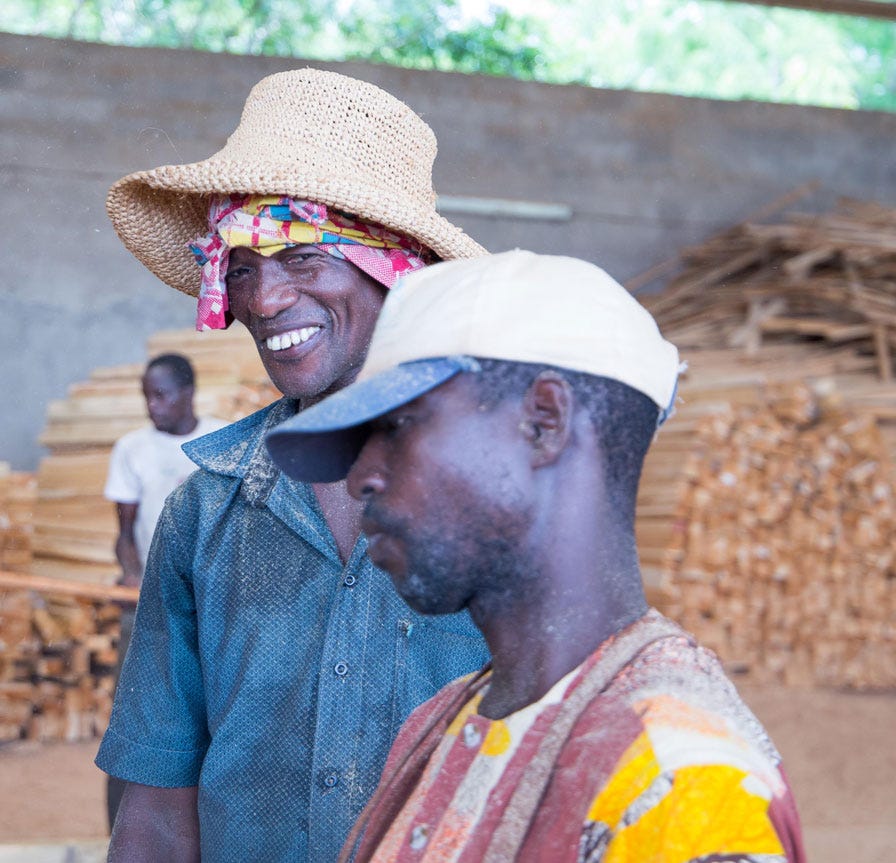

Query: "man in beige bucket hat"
left=96, top=67, right=488, bottom=863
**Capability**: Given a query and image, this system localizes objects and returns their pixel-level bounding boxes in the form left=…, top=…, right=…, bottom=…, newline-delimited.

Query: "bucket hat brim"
left=105, top=68, right=487, bottom=297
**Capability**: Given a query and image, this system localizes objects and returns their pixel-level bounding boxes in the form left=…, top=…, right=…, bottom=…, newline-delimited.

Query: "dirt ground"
left=0, top=684, right=893, bottom=861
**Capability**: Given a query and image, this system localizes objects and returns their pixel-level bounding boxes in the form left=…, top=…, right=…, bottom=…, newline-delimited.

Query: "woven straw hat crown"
left=106, top=68, right=485, bottom=296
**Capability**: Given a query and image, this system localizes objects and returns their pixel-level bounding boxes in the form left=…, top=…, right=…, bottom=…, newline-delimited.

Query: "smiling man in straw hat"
left=96, top=68, right=489, bottom=863
left=266, top=250, right=806, bottom=863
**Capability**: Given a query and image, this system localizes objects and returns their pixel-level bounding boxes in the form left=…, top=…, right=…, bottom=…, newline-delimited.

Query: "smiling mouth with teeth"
left=266, top=326, right=322, bottom=352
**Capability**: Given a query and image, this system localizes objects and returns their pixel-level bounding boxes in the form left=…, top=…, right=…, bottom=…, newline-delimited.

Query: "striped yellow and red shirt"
left=352, top=611, right=805, bottom=863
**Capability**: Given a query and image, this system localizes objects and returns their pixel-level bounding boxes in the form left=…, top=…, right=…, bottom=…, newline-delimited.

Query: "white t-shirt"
left=104, top=417, right=227, bottom=567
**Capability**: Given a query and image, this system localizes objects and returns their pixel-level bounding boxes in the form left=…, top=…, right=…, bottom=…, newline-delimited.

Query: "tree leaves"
left=1, top=0, right=893, bottom=112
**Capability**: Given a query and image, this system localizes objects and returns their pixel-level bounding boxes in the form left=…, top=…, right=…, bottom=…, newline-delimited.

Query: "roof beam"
left=720, top=0, right=896, bottom=20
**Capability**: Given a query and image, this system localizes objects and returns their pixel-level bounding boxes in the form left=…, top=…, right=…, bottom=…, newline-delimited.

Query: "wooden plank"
left=873, top=324, right=893, bottom=382
left=759, top=317, right=874, bottom=342
left=28, top=558, right=120, bottom=585
left=0, top=569, right=138, bottom=602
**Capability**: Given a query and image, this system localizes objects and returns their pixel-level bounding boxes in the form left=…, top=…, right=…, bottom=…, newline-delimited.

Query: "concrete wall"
left=2, top=32, right=895, bottom=469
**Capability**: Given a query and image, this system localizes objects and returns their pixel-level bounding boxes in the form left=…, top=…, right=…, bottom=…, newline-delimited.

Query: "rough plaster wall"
left=2, top=32, right=895, bottom=469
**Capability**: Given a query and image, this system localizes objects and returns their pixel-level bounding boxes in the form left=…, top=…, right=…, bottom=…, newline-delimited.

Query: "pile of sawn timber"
left=0, top=325, right=278, bottom=742
left=635, top=196, right=896, bottom=690
left=0, top=464, right=35, bottom=575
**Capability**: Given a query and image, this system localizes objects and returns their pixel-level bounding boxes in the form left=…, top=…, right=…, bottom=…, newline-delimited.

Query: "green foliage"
left=835, top=13, right=896, bottom=111
left=0, top=0, right=341, bottom=53
left=538, top=0, right=863, bottom=109
left=1, top=0, right=894, bottom=112
left=337, top=1, right=549, bottom=78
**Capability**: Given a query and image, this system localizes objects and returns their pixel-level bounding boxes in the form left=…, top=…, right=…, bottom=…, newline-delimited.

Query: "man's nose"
left=346, top=442, right=386, bottom=501
left=249, top=262, right=301, bottom=319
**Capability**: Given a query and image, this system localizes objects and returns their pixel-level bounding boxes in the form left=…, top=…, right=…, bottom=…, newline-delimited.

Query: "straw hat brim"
left=107, top=160, right=487, bottom=298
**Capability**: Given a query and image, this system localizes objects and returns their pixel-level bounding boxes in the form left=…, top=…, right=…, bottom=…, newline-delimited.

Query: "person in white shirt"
left=103, top=352, right=224, bottom=828
left=105, top=353, right=225, bottom=585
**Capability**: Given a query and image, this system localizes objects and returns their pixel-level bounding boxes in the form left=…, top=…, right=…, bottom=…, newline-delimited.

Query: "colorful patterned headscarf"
left=188, top=195, right=432, bottom=330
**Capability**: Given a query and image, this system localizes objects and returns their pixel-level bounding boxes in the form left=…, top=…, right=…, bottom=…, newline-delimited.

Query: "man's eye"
left=282, top=251, right=319, bottom=265
left=225, top=266, right=250, bottom=281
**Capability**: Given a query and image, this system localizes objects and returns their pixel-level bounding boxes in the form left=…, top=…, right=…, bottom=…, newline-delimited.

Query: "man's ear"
left=520, top=371, right=573, bottom=467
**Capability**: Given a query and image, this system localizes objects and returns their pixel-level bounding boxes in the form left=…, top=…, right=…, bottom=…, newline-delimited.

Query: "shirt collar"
left=183, top=398, right=300, bottom=506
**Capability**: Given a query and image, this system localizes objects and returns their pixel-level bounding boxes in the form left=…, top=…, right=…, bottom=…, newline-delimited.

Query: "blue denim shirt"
left=96, top=399, right=489, bottom=862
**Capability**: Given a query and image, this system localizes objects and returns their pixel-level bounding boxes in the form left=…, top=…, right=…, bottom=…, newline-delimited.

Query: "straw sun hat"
left=106, top=68, right=486, bottom=297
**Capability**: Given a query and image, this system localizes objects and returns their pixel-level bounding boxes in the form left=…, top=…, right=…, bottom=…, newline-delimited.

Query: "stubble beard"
left=372, top=503, right=530, bottom=618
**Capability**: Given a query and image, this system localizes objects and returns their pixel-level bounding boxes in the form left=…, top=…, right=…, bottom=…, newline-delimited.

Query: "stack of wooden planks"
left=0, top=464, right=35, bottom=574
left=0, top=584, right=120, bottom=743
left=658, top=382, right=894, bottom=689
left=0, top=325, right=278, bottom=742
left=634, top=194, right=896, bottom=690
left=641, top=197, right=896, bottom=382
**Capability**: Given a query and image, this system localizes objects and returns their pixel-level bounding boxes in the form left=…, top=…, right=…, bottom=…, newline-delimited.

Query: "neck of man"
left=167, top=413, right=199, bottom=437
left=471, top=481, right=648, bottom=721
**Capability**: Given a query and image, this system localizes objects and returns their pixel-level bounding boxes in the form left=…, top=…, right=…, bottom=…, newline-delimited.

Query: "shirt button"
left=410, top=823, right=429, bottom=850
left=322, top=771, right=339, bottom=788
left=462, top=722, right=482, bottom=748
left=343, top=574, right=357, bottom=587
left=334, top=661, right=349, bottom=677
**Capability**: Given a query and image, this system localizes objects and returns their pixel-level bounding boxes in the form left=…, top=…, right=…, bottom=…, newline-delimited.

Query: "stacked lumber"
left=0, top=465, right=35, bottom=573
left=0, top=325, right=276, bottom=741
left=32, top=324, right=279, bottom=585
left=636, top=343, right=883, bottom=581
left=633, top=194, right=896, bottom=690
left=659, top=383, right=894, bottom=690
left=642, top=198, right=896, bottom=382
left=0, top=583, right=121, bottom=743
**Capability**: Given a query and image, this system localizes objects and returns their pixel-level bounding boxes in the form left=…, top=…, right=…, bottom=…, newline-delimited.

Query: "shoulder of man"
left=104, top=424, right=157, bottom=490
left=554, top=633, right=803, bottom=861
left=109, top=423, right=157, bottom=474
left=114, top=423, right=157, bottom=450
left=182, top=398, right=294, bottom=476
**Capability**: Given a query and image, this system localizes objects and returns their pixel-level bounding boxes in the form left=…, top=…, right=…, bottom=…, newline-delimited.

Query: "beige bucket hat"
left=106, top=67, right=487, bottom=297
